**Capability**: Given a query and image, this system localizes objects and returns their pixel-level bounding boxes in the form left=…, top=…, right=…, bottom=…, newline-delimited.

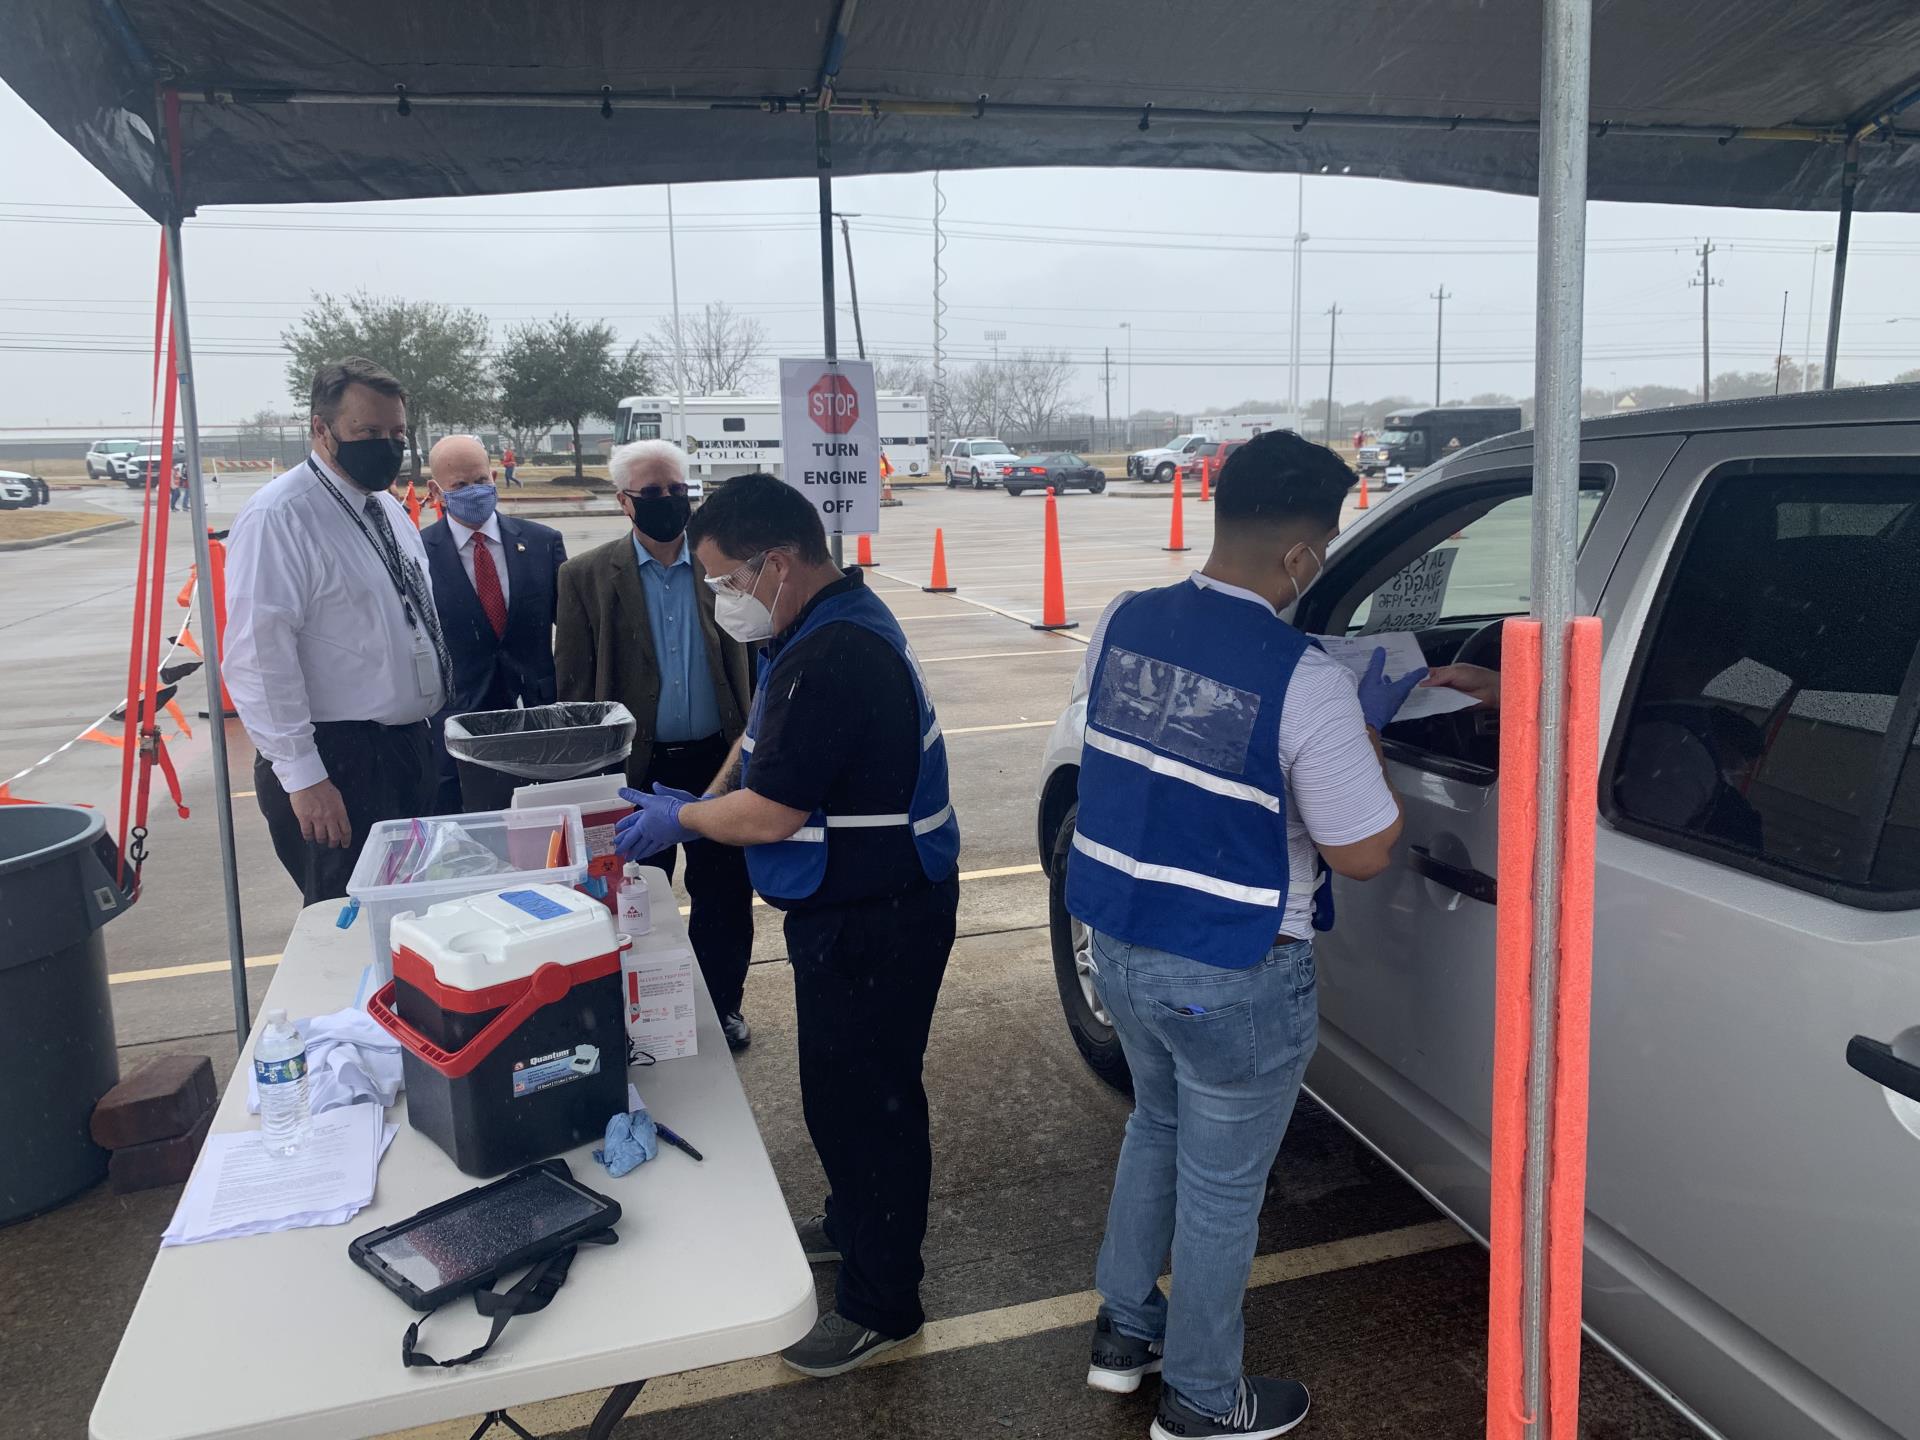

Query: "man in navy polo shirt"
left=1068, top=429, right=1424, bottom=1440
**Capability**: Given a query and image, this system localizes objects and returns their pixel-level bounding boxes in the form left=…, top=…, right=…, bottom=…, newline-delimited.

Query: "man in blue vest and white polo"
left=1068, top=429, right=1425, bottom=1440
left=615, top=473, right=961, bottom=1380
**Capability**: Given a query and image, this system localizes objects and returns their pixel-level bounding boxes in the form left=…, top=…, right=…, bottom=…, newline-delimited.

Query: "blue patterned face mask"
left=443, top=482, right=497, bottom=527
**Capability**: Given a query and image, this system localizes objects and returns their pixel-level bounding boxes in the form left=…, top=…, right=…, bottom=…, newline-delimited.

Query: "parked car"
left=942, top=437, right=1021, bottom=488
left=1035, top=384, right=1920, bottom=1440
left=125, top=452, right=184, bottom=489
left=1178, top=438, right=1247, bottom=483
left=1126, top=432, right=1212, bottom=482
left=85, top=439, right=143, bottom=481
left=0, top=469, right=41, bottom=509
left=1003, top=453, right=1106, bottom=496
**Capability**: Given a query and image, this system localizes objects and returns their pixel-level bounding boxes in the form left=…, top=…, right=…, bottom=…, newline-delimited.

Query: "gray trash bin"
left=0, top=805, right=135, bottom=1224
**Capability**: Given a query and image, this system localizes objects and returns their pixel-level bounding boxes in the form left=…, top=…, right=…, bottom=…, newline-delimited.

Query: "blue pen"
left=1175, top=1005, right=1207, bottom=1016
left=655, top=1123, right=704, bottom=1162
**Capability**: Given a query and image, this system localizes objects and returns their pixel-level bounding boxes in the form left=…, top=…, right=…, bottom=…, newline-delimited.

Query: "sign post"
left=778, top=357, right=882, bottom=545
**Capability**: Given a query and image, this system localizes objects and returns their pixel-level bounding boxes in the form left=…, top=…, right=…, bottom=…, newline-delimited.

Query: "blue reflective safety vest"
left=739, top=583, right=961, bottom=902
left=1065, top=579, right=1331, bottom=969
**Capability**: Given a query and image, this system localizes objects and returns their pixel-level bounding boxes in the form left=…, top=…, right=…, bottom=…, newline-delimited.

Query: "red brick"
left=90, top=1053, right=217, bottom=1149
left=107, top=1101, right=216, bottom=1194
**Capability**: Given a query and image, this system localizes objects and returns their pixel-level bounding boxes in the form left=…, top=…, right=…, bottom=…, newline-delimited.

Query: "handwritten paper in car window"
left=1358, top=548, right=1458, bottom=635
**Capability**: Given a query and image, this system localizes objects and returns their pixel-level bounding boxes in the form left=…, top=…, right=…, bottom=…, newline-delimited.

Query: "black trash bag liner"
left=443, top=702, right=636, bottom=781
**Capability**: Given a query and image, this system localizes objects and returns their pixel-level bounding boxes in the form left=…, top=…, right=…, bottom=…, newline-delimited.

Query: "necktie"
left=363, top=495, right=454, bottom=699
left=471, top=534, right=508, bottom=638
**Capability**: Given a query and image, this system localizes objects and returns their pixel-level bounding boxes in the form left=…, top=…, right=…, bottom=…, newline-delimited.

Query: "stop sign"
left=806, top=372, right=860, bottom=435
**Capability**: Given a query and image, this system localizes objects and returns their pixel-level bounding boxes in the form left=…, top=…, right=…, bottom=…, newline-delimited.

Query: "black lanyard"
left=309, top=458, right=421, bottom=629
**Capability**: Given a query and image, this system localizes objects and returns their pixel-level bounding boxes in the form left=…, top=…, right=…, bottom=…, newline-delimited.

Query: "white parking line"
left=920, top=648, right=1083, bottom=664
left=376, top=1220, right=1469, bottom=1438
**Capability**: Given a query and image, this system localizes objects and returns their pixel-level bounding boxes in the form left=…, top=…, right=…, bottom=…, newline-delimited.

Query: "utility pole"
left=1289, top=172, right=1307, bottom=425
left=1120, top=321, right=1134, bottom=447
left=1774, top=289, right=1789, bottom=394
left=834, top=212, right=867, bottom=360
left=932, top=171, right=948, bottom=462
left=1689, top=239, right=1721, bottom=402
left=1323, top=304, right=1342, bottom=445
left=985, top=329, right=1006, bottom=434
left=1802, top=243, right=1832, bottom=392
left=1431, top=285, right=1452, bottom=405
left=1102, top=346, right=1113, bottom=449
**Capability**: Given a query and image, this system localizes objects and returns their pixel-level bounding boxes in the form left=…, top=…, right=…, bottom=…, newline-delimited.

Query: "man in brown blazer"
left=556, top=439, right=757, bottom=1049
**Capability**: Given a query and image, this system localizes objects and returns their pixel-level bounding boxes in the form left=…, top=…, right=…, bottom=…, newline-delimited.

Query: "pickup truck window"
left=1606, top=465, right=1920, bottom=906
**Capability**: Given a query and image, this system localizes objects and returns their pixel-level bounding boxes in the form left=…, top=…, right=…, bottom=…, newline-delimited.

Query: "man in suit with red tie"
left=422, top=433, right=567, bottom=812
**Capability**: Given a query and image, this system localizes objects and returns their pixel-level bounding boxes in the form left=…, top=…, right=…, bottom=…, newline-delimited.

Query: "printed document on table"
left=162, top=1101, right=392, bottom=1247
left=1312, top=631, right=1481, bottom=724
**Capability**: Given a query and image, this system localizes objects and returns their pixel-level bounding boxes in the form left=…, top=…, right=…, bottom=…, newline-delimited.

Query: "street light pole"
left=985, top=329, right=1006, bottom=434
left=833, top=212, right=867, bottom=361
left=1323, top=304, right=1342, bottom=445
left=1289, top=172, right=1307, bottom=426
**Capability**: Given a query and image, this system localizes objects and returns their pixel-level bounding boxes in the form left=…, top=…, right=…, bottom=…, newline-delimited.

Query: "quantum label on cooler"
left=510, top=1044, right=601, bottom=1099
left=254, top=1054, right=307, bottom=1085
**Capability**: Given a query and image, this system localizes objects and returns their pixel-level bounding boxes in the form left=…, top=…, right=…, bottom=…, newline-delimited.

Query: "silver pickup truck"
left=1036, top=384, right=1920, bottom=1440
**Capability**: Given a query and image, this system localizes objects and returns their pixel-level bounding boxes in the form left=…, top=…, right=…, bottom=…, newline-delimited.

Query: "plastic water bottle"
left=618, top=862, right=653, bottom=936
left=255, top=1009, right=311, bottom=1156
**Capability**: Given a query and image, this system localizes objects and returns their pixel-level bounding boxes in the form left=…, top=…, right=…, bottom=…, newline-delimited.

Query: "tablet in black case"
left=349, top=1159, right=620, bottom=1311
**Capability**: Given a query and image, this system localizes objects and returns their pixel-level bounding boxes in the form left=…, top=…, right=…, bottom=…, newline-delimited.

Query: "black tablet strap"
left=402, top=1230, right=618, bottom=1369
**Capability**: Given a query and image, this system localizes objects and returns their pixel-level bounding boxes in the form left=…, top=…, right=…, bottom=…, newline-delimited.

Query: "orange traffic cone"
left=923, top=528, right=957, bottom=593
left=1356, top=470, right=1371, bottom=511
left=1164, top=470, right=1191, bottom=553
left=882, top=477, right=895, bottom=504
left=857, top=533, right=874, bottom=566
left=1199, top=457, right=1213, bottom=503
left=1032, top=487, right=1079, bottom=631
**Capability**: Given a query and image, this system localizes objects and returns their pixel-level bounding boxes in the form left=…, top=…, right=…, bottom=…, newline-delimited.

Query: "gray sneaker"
left=1152, top=1376, right=1310, bottom=1440
left=795, top=1213, right=840, bottom=1263
left=1087, top=1311, right=1164, bottom=1394
left=780, top=1310, right=919, bottom=1378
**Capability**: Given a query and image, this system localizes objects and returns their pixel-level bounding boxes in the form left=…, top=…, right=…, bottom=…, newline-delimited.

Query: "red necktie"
left=471, top=534, right=508, bottom=638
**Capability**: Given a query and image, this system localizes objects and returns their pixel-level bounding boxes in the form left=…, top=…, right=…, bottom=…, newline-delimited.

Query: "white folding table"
left=91, top=868, right=816, bottom=1440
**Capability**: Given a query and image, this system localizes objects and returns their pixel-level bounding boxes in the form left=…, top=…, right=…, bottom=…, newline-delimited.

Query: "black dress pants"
left=255, top=719, right=436, bottom=905
left=633, top=734, right=755, bottom=1018
left=786, top=873, right=959, bottom=1338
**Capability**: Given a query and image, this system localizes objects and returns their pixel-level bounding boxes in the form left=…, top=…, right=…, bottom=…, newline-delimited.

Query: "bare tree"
left=1000, top=349, right=1081, bottom=440
left=945, top=362, right=1001, bottom=437
left=871, top=352, right=931, bottom=396
left=647, top=301, right=768, bottom=394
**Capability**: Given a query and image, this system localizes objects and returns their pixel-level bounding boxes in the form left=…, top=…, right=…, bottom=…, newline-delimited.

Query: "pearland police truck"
left=613, top=393, right=929, bottom=491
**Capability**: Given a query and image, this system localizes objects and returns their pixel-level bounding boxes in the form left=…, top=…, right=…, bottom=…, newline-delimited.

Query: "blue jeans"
left=1091, top=931, right=1318, bottom=1415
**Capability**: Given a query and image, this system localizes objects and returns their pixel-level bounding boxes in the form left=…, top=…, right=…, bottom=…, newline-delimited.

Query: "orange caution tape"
left=82, top=728, right=125, bottom=750
left=172, top=624, right=201, bottom=658
left=175, top=566, right=197, bottom=609
left=165, top=698, right=193, bottom=740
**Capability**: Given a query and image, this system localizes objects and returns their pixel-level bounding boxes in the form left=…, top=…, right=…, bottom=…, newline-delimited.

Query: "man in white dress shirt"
left=419, top=433, right=567, bottom=812
left=224, top=356, right=452, bottom=903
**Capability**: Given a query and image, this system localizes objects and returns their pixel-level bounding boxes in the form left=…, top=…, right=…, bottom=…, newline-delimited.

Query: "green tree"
left=494, top=316, right=652, bottom=481
left=282, top=292, right=493, bottom=478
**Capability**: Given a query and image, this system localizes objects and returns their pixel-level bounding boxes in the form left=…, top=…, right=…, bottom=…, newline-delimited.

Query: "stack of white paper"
left=161, top=1102, right=396, bottom=1248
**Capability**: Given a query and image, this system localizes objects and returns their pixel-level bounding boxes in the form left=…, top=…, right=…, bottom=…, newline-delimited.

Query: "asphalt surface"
left=0, top=477, right=1694, bottom=1440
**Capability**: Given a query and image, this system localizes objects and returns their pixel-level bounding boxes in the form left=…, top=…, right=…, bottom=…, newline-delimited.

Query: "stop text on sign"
left=807, top=373, right=860, bottom=434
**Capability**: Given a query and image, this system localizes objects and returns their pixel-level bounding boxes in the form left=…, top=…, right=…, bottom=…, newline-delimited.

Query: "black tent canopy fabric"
left=5, top=0, right=1919, bottom=217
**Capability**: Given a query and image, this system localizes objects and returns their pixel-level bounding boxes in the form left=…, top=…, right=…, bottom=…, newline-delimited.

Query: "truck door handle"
left=1846, top=1035, right=1920, bottom=1103
left=1408, top=845, right=1498, bottom=905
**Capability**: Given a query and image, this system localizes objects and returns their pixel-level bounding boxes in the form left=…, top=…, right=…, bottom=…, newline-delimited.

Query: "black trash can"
left=0, top=805, right=135, bottom=1224
left=443, top=702, right=636, bottom=812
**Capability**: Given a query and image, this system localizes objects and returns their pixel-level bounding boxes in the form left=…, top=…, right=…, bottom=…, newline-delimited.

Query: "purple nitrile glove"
left=1356, top=646, right=1429, bottom=731
left=612, top=783, right=700, bottom=861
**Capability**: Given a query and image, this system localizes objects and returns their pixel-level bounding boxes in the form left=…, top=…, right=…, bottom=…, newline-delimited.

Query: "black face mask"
left=627, top=493, right=691, bottom=544
left=329, top=432, right=407, bottom=492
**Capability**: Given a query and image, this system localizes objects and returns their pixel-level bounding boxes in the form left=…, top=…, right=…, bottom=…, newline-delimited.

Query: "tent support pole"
left=165, top=220, right=251, bottom=1049
left=1822, top=139, right=1857, bottom=390
left=816, top=107, right=842, bottom=565
left=1522, top=0, right=1592, bottom=1432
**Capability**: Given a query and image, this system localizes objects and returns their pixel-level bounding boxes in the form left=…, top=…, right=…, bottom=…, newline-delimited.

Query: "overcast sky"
left=5, top=80, right=1919, bottom=434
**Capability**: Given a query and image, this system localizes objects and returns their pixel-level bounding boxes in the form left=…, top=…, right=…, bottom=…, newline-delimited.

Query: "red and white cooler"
left=367, top=883, right=629, bottom=1176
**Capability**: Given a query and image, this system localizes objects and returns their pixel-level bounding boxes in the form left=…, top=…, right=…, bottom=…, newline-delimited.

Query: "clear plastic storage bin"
left=344, top=805, right=588, bottom=983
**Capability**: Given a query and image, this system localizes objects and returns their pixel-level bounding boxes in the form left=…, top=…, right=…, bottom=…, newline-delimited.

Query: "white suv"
left=942, top=438, right=1020, bottom=489
left=86, top=439, right=142, bottom=481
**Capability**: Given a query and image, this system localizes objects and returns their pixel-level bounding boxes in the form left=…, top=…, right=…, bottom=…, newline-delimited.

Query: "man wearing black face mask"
left=225, top=356, right=451, bottom=903
left=554, top=439, right=755, bottom=1049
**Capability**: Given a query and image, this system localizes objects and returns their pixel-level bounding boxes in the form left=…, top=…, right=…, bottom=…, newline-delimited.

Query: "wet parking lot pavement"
left=0, top=481, right=1696, bottom=1439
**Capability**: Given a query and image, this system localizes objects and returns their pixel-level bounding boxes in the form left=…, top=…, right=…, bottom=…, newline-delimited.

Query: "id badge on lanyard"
left=411, top=628, right=439, bottom=700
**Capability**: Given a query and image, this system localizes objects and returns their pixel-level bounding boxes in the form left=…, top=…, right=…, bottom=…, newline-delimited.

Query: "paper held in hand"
left=1312, top=630, right=1481, bottom=725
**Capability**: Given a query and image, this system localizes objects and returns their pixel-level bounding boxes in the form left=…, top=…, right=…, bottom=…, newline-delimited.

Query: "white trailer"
left=1193, top=410, right=1299, bottom=440
left=613, top=393, right=929, bottom=488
